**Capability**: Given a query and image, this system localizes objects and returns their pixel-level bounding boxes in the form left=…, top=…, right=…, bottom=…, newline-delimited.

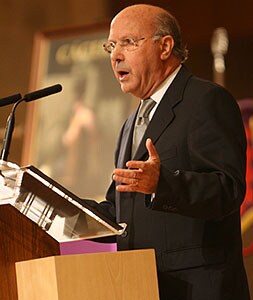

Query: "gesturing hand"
left=112, top=138, right=160, bottom=194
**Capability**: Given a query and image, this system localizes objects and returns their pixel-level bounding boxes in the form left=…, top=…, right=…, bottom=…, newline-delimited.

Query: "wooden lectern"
left=0, top=204, right=60, bottom=300
left=15, top=249, right=160, bottom=300
left=0, top=161, right=127, bottom=300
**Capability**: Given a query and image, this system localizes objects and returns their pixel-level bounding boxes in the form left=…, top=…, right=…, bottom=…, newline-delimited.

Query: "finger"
left=116, top=184, right=140, bottom=192
left=146, top=138, right=160, bottom=161
left=126, top=160, right=145, bottom=169
left=113, top=168, right=142, bottom=178
left=113, top=173, right=140, bottom=185
left=116, top=181, right=153, bottom=194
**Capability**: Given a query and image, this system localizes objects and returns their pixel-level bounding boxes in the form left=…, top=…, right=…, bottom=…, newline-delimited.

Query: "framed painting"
left=22, top=23, right=137, bottom=201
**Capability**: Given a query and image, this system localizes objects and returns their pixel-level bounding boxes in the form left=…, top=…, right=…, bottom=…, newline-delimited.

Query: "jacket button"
left=163, top=204, right=177, bottom=212
left=162, top=204, right=169, bottom=210
left=173, top=170, right=180, bottom=176
left=121, top=230, right=128, bottom=238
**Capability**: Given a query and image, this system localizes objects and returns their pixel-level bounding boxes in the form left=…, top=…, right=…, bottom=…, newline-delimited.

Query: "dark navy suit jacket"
left=96, top=65, right=250, bottom=300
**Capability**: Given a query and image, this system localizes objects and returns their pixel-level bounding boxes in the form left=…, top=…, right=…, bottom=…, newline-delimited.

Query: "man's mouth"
left=118, top=70, right=129, bottom=81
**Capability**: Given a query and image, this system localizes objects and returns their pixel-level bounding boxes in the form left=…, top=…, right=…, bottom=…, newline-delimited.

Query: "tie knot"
left=138, top=98, right=156, bottom=118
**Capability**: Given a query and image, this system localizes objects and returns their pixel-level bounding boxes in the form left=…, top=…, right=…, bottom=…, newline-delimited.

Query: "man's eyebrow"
left=108, top=35, right=136, bottom=42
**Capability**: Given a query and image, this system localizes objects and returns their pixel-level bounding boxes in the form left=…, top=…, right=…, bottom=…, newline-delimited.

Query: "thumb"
left=146, top=138, right=160, bottom=161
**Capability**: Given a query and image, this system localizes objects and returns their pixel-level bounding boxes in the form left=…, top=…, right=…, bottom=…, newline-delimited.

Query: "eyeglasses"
left=103, top=37, right=147, bottom=54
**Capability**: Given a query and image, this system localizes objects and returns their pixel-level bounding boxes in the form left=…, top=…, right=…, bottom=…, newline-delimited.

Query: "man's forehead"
left=109, top=12, right=154, bottom=40
left=109, top=21, right=140, bottom=39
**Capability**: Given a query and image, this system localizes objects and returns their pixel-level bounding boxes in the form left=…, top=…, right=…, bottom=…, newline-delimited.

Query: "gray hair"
left=154, top=11, right=188, bottom=62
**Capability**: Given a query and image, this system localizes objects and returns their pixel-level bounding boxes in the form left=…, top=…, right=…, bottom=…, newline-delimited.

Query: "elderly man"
left=87, top=4, right=250, bottom=299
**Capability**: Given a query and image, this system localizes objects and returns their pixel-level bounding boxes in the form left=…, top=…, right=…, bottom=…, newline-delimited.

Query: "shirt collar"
left=150, top=64, right=182, bottom=105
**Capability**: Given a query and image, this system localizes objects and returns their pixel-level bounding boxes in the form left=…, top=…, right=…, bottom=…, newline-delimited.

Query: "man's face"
left=108, top=10, right=165, bottom=99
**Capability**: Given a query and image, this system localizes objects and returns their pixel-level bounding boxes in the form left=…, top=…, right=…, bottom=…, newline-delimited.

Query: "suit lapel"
left=116, top=109, right=138, bottom=168
left=116, top=65, right=193, bottom=164
left=133, top=65, right=192, bottom=160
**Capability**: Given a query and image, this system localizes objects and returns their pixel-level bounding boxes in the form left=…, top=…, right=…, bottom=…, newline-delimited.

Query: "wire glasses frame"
left=103, top=36, right=161, bottom=54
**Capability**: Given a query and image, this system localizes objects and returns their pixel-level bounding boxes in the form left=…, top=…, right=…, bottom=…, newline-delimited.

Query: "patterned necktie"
left=132, top=98, right=156, bottom=158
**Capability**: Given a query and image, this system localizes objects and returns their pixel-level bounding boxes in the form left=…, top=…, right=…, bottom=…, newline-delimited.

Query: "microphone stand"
left=0, top=84, right=62, bottom=200
left=0, top=98, right=24, bottom=162
left=211, top=27, right=229, bottom=87
left=0, top=100, right=22, bottom=200
left=0, top=84, right=62, bottom=162
left=0, top=83, right=62, bottom=169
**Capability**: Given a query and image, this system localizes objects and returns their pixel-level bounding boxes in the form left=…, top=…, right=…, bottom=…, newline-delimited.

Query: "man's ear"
left=160, top=35, right=174, bottom=60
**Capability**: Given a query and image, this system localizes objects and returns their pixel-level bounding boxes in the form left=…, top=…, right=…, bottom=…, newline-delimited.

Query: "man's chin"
left=118, top=82, right=140, bottom=97
left=120, top=83, right=134, bottom=95
left=120, top=84, right=130, bottom=94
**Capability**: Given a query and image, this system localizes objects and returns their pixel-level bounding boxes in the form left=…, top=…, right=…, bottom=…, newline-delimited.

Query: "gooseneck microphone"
left=0, top=93, right=22, bottom=107
left=23, top=84, right=62, bottom=102
left=0, top=84, right=62, bottom=161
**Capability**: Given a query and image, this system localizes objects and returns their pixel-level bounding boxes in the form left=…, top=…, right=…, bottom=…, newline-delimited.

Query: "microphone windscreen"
left=24, top=84, right=62, bottom=102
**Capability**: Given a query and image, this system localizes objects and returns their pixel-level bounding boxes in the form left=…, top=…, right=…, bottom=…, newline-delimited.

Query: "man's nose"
left=110, top=44, right=124, bottom=62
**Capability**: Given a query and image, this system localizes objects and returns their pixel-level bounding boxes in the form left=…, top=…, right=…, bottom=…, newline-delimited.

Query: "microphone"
left=23, top=84, right=62, bottom=102
left=0, top=84, right=63, bottom=162
left=0, top=93, right=22, bottom=107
